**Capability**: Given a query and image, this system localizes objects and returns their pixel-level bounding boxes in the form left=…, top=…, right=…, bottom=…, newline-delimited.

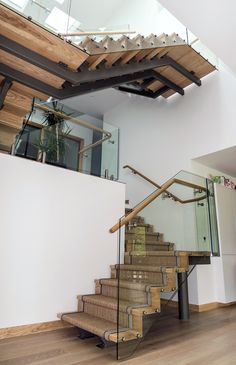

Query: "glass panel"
left=15, top=124, right=40, bottom=160
left=13, top=99, right=119, bottom=180
left=1, top=0, right=132, bottom=45
left=116, top=170, right=217, bottom=359
left=206, top=179, right=220, bottom=256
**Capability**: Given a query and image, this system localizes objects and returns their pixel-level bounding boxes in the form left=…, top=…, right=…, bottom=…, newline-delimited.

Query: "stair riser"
left=131, top=256, right=177, bottom=266
left=125, top=241, right=174, bottom=252
left=101, top=285, right=148, bottom=304
left=83, top=302, right=129, bottom=328
left=126, top=226, right=154, bottom=234
left=117, top=270, right=176, bottom=291
left=166, top=273, right=177, bottom=291
left=142, top=244, right=174, bottom=251
left=126, top=243, right=172, bottom=252
left=128, top=217, right=145, bottom=225
left=119, top=270, right=164, bottom=284
left=125, top=233, right=163, bottom=242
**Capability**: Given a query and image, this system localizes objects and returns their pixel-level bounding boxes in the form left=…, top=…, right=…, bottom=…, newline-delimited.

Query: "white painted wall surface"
left=215, top=184, right=236, bottom=303
left=159, top=0, right=236, bottom=75
left=104, top=68, right=236, bottom=207
left=0, top=154, right=125, bottom=328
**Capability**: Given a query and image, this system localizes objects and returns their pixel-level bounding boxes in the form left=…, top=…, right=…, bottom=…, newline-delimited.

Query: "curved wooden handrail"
left=123, top=165, right=207, bottom=204
left=35, top=103, right=112, bottom=155
left=110, top=175, right=207, bottom=233
left=124, top=165, right=180, bottom=202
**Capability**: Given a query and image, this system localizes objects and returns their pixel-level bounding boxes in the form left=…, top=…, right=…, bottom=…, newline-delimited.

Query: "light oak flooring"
left=0, top=306, right=236, bottom=365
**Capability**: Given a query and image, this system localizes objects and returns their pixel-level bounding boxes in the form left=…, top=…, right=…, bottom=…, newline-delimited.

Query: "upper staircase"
left=59, top=168, right=218, bottom=360
left=0, top=2, right=216, bottom=151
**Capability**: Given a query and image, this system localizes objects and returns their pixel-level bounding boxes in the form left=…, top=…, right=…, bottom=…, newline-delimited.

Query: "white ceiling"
left=63, top=89, right=127, bottom=119
left=194, top=146, right=236, bottom=178
left=159, top=0, right=236, bottom=75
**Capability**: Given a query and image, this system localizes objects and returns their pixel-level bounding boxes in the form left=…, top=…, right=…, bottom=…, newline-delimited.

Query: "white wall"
left=159, top=0, right=236, bottom=75
left=104, top=67, right=236, bottom=206
left=215, top=184, right=236, bottom=302
left=0, top=153, right=125, bottom=328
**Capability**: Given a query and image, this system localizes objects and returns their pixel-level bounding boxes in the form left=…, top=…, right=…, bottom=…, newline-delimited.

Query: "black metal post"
left=177, top=271, right=189, bottom=320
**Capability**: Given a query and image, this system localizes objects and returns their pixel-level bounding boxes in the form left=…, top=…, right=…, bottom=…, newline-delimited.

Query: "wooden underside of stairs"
left=0, top=3, right=216, bottom=151
left=59, top=215, right=210, bottom=347
left=0, top=76, right=47, bottom=151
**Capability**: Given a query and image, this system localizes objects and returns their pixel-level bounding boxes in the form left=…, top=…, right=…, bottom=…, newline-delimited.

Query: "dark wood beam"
left=117, top=86, right=157, bottom=99
left=162, top=55, right=201, bottom=86
left=117, top=85, right=170, bottom=99
left=140, top=77, right=156, bottom=90
left=0, top=63, right=159, bottom=100
left=153, top=71, right=184, bottom=95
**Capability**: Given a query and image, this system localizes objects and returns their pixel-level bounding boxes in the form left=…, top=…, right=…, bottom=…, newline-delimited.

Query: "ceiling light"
left=55, top=0, right=64, bottom=3
left=45, top=7, right=76, bottom=33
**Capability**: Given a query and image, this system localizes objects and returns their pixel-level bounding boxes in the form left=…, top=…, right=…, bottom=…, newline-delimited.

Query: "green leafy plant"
left=37, top=101, right=72, bottom=166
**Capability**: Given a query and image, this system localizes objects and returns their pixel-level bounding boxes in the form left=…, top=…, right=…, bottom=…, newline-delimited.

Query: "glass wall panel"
left=14, top=99, right=119, bottom=180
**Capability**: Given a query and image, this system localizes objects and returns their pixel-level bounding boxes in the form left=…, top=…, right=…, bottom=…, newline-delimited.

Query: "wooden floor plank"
left=0, top=306, right=235, bottom=364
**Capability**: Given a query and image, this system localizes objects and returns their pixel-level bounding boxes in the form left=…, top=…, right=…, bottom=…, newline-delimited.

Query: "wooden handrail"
left=109, top=176, right=208, bottom=233
left=123, top=165, right=180, bottom=202
left=61, top=30, right=136, bottom=37
left=123, top=165, right=207, bottom=204
left=35, top=103, right=112, bottom=155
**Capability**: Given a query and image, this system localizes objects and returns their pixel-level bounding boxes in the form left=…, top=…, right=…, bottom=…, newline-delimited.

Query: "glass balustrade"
left=113, top=170, right=219, bottom=359
left=13, top=99, right=119, bottom=180
left=0, top=0, right=132, bottom=44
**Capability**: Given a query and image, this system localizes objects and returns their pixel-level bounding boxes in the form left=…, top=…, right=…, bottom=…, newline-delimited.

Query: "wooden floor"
left=1, top=306, right=236, bottom=364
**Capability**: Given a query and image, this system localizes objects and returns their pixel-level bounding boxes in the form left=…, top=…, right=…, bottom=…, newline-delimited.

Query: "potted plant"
left=37, top=101, right=71, bottom=168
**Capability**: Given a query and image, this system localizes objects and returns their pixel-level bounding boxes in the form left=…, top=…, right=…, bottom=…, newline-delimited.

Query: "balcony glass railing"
left=13, top=99, right=119, bottom=180
left=110, top=170, right=219, bottom=359
left=0, top=0, right=132, bottom=44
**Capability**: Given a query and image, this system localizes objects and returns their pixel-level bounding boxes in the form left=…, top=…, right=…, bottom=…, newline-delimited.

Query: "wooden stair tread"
left=128, top=251, right=175, bottom=256
left=82, top=294, right=144, bottom=312
left=60, top=312, right=138, bottom=342
left=126, top=240, right=173, bottom=245
left=118, top=264, right=178, bottom=273
left=100, top=278, right=163, bottom=291
left=176, top=251, right=211, bottom=256
left=126, top=223, right=151, bottom=227
left=126, top=231, right=162, bottom=236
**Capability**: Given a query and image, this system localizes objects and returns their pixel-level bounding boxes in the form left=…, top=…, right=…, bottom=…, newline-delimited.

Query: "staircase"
left=58, top=212, right=210, bottom=358
left=0, top=3, right=216, bottom=152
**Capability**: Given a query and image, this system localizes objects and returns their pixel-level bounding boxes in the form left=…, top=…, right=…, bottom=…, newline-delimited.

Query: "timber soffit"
left=0, top=3, right=216, bottom=98
left=0, top=2, right=216, bottom=149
